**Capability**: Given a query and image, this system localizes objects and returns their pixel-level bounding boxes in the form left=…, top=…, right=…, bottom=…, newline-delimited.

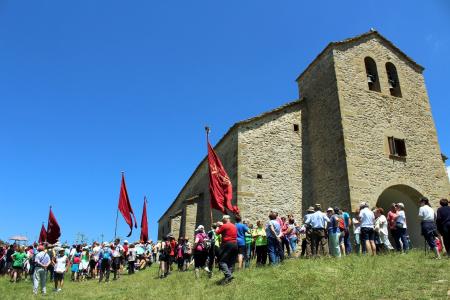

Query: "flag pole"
left=205, top=126, right=214, bottom=228
left=42, top=221, right=46, bottom=243
left=47, top=205, right=51, bottom=244
left=114, top=172, right=124, bottom=239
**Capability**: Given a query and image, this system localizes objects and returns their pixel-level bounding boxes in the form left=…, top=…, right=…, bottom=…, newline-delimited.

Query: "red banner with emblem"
left=207, top=132, right=239, bottom=215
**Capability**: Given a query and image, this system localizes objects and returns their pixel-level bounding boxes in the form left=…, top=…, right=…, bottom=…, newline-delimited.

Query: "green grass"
left=1, top=251, right=449, bottom=300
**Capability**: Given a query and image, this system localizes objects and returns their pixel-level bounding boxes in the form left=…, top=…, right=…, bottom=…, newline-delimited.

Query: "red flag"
left=46, top=207, right=61, bottom=244
left=207, top=134, right=239, bottom=215
left=140, top=197, right=149, bottom=243
left=118, top=173, right=137, bottom=237
left=38, top=223, right=47, bottom=244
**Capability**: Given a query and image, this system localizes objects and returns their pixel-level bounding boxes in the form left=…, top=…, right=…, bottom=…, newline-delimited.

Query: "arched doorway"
left=376, top=184, right=422, bottom=248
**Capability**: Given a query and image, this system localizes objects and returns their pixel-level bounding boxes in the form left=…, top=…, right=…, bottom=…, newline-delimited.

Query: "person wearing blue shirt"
left=327, top=207, right=342, bottom=257
left=302, top=206, right=315, bottom=257
left=33, top=245, right=51, bottom=295
left=342, top=209, right=352, bottom=255
left=98, top=243, right=113, bottom=283
left=235, top=215, right=249, bottom=270
left=265, top=212, right=282, bottom=265
left=305, top=204, right=330, bottom=257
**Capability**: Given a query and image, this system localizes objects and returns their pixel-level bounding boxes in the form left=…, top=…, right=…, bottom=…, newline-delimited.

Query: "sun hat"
left=307, top=206, right=314, bottom=213
left=222, top=215, right=231, bottom=220
left=327, top=207, right=333, bottom=212
left=196, top=225, right=204, bottom=231
left=397, top=202, right=405, bottom=208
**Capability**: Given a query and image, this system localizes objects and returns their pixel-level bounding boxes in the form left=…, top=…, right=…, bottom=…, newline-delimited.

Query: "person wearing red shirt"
left=169, top=236, right=177, bottom=272
left=386, top=204, right=399, bottom=250
left=215, top=215, right=237, bottom=284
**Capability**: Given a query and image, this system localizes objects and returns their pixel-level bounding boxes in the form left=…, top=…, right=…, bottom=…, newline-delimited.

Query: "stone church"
left=158, top=30, right=450, bottom=247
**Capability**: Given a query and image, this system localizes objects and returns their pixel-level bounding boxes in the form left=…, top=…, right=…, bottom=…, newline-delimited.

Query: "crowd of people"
left=1, top=197, right=449, bottom=293
left=0, top=239, right=155, bottom=294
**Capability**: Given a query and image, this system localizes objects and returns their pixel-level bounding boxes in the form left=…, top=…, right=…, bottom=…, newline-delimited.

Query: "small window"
left=257, top=174, right=263, bottom=179
left=386, top=62, right=402, bottom=97
left=293, top=124, right=299, bottom=132
left=388, top=136, right=407, bottom=157
left=364, top=57, right=381, bottom=92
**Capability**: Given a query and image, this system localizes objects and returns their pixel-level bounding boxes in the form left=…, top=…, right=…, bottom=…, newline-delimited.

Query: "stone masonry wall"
left=170, top=215, right=181, bottom=240
left=237, top=102, right=302, bottom=222
left=297, top=50, right=351, bottom=210
left=333, top=35, right=450, bottom=211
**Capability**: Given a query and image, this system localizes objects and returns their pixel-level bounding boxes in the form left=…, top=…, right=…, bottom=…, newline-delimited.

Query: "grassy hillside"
left=1, top=251, right=449, bottom=299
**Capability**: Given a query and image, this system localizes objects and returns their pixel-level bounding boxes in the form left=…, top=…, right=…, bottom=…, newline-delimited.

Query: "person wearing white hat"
left=53, top=247, right=68, bottom=292
left=193, top=225, right=209, bottom=279
left=326, top=208, right=341, bottom=258
left=112, top=238, right=124, bottom=280
left=98, top=242, right=113, bottom=282
left=304, top=205, right=330, bottom=257
left=394, top=202, right=409, bottom=253
left=89, top=242, right=101, bottom=279
left=79, top=246, right=90, bottom=281
left=359, top=201, right=376, bottom=256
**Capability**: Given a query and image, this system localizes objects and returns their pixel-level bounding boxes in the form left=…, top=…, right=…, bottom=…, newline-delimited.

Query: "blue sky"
left=1, top=1, right=449, bottom=243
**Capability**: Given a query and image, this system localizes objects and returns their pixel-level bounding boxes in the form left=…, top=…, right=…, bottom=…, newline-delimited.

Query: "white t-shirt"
left=113, top=244, right=123, bottom=258
left=127, top=248, right=137, bottom=262
left=359, top=207, right=375, bottom=229
left=418, top=205, right=434, bottom=221
left=92, top=246, right=101, bottom=261
left=396, top=210, right=407, bottom=228
left=375, top=215, right=388, bottom=236
left=54, top=255, right=67, bottom=273
left=69, top=248, right=76, bottom=258
left=352, top=218, right=361, bottom=234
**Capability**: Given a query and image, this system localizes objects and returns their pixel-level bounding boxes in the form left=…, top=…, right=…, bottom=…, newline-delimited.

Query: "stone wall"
left=237, top=102, right=303, bottom=222
left=333, top=35, right=450, bottom=211
left=297, top=50, right=351, bottom=210
left=183, top=201, right=198, bottom=239
left=169, top=214, right=182, bottom=240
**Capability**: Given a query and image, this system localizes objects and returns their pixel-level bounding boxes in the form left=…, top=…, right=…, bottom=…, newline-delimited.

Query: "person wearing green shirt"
left=207, top=224, right=222, bottom=277
left=244, top=224, right=253, bottom=268
left=11, top=246, right=27, bottom=282
left=252, top=221, right=268, bottom=265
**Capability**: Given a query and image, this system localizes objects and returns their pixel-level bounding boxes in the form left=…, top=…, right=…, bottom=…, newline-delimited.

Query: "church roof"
left=296, top=30, right=424, bottom=82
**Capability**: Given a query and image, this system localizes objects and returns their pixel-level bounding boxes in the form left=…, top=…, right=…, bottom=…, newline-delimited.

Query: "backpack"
left=337, top=216, right=345, bottom=231
left=183, top=242, right=192, bottom=255
left=102, top=250, right=111, bottom=260
left=195, top=233, right=210, bottom=252
left=163, top=241, right=171, bottom=256
left=202, top=238, right=212, bottom=251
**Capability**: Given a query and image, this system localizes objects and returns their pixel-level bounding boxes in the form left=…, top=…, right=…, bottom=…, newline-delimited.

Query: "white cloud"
left=447, top=166, right=450, bottom=181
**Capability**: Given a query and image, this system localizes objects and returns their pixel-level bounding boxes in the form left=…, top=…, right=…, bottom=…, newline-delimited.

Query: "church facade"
left=158, top=31, right=450, bottom=247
